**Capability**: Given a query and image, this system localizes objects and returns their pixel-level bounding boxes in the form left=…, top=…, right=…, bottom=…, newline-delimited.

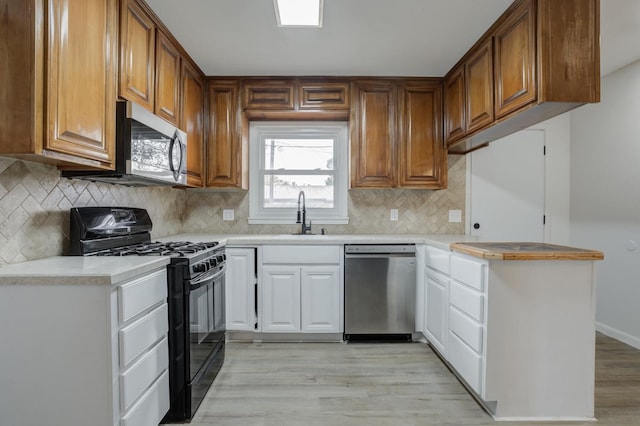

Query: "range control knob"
left=193, top=263, right=207, bottom=274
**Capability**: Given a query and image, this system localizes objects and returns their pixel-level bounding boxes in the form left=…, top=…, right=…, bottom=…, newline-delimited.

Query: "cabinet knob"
left=473, top=223, right=480, bottom=230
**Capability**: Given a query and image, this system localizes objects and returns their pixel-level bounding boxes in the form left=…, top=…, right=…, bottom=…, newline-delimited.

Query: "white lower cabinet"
left=422, top=245, right=451, bottom=356
left=301, top=267, right=341, bottom=333
left=262, top=267, right=302, bottom=332
left=225, top=247, right=257, bottom=331
left=424, top=270, right=448, bottom=355
left=0, top=264, right=170, bottom=426
left=260, top=245, right=343, bottom=335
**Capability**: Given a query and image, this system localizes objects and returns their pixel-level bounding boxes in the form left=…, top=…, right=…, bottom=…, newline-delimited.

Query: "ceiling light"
left=274, top=0, right=323, bottom=27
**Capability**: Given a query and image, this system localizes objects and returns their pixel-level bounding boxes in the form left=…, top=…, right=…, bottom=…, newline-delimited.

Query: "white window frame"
left=248, top=121, right=349, bottom=225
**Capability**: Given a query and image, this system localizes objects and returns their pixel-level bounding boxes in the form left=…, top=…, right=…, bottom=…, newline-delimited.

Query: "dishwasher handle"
left=345, top=252, right=415, bottom=259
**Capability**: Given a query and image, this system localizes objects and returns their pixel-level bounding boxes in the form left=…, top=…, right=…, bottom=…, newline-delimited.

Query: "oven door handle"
left=190, top=265, right=226, bottom=290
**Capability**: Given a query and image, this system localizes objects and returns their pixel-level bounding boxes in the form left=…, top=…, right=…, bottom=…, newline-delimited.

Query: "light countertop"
left=0, top=256, right=171, bottom=285
left=159, top=233, right=482, bottom=251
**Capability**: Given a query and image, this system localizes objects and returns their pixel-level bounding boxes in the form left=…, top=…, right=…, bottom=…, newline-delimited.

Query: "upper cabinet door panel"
left=494, top=0, right=536, bottom=118
left=181, top=61, right=205, bottom=188
left=119, top=0, right=155, bottom=111
left=350, top=81, right=396, bottom=188
left=399, top=82, right=446, bottom=189
left=444, top=66, right=465, bottom=145
left=155, top=31, right=181, bottom=125
left=243, top=81, right=294, bottom=110
left=207, top=81, right=245, bottom=188
left=298, top=81, right=350, bottom=110
left=465, top=39, right=494, bottom=133
left=45, top=0, right=117, bottom=165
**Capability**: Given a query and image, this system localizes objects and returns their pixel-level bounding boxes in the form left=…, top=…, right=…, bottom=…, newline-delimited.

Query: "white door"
left=262, top=267, right=301, bottom=332
left=301, top=267, right=341, bottom=333
left=469, top=130, right=545, bottom=241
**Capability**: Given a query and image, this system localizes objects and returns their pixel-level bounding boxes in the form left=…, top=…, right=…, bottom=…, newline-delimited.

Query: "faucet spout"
left=296, top=190, right=312, bottom=234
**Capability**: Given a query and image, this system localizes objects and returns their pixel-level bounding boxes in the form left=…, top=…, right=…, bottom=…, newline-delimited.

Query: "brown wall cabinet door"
left=465, top=39, right=494, bottom=133
left=494, top=0, right=536, bottom=118
left=350, top=81, right=397, bottom=188
left=207, top=81, right=246, bottom=188
left=45, top=0, right=117, bottom=166
left=444, top=66, right=466, bottom=146
left=243, top=81, right=294, bottom=110
left=155, top=31, right=181, bottom=125
left=119, top=0, right=155, bottom=111
left=298, top=81, right=350, bottom=110
left=181, top=61, right=205, bottom=187
left=398, top=82, right=446, bottom=189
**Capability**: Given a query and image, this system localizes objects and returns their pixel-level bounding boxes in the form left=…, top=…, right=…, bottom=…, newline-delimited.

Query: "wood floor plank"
left=185, top=334, right=640, bottom=425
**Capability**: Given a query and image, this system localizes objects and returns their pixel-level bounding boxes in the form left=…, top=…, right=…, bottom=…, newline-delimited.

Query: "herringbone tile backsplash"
left=182, top=155, right=466, bottom=235
left=0, top=155, right=465, bottom=265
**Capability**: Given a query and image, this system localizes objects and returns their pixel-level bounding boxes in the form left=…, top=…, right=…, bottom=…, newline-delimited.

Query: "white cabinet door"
left=262, top=267, right=301, bottom=332
left=225, top=248, right=257, bottom=331
left=425, top=270, right=448, bottom=356
left=301, top=267, right=341, bottom=333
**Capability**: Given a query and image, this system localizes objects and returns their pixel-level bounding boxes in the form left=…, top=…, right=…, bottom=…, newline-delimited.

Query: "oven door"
left=188, top=265, right=225, bottom=382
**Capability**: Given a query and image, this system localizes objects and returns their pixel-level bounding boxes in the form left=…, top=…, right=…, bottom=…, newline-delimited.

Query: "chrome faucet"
left=296, top=190, right=312, bottom=234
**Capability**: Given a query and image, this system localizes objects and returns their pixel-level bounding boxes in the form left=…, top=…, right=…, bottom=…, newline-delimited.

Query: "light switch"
left=390, top=209, right=399, bottom=221
left=449, top=209, right=462, bottom=223
left=223, top=209, right=234, bottom=221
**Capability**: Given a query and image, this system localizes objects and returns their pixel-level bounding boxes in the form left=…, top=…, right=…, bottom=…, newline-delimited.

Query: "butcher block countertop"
left=450, top=242, right=604, bottom=260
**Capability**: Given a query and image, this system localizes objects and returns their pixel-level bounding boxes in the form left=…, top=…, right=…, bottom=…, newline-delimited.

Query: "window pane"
left=264, top=139, right=334, bottom=170
left=263, top=174, right=334, bottom=208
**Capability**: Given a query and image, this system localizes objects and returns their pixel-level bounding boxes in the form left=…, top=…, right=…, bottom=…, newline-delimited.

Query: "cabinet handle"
left=473, top=223, right=480, bottom=230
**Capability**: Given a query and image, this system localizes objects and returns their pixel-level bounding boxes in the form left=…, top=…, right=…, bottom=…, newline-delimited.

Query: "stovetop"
left=86, top=241, right=219, bottom=257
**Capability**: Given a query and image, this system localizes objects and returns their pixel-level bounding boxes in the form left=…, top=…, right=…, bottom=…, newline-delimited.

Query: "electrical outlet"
left=390, top=209, right=399, bottom=221
left=448, top=209, right=462, bottom=223
left=222, top=209, right=234, bottom=221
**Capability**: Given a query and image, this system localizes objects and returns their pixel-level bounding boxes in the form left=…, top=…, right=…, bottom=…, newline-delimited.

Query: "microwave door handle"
left=168, top=131, right=183, bottom=181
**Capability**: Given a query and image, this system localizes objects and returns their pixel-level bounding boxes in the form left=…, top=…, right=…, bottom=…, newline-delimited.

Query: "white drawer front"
left=262, top=245, right=341, bottom=264
left=119, top=304, right=168, bottom=367
left=120, top=336, right=169, bottom=412
left=118, top=269, right=167, bottom=323
left=448, top=332, right=483, bottom=395
left=425, top=246, right=450, bottom=275
left=449, top=306, right=483, bottom=354
left=120, top=370, right=169, bottom=426
left=451, top=255, right=485, bottom=291
left=450, top=280, right=484, bottom=323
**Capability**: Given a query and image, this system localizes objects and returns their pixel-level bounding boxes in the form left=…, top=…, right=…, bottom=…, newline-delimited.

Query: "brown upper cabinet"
left=398, top=81, right=446, bottom=189
left=181, top=61, right=206, bottom=188
left=155, top=30, right=182, bottom=125
left=446, top=0, right=600, bottom=153
left=351, top=79, right=446, bottom=189
left=298, top=81, right=350, bottom=110
left=0, top=0, right=117, bottom=169
left=350, top=81, right=397, bottom=188
left=242, top=79, right=351, bottom=111
left=119, top=0, right=156, bottom=111
left=493, top=0, right=535, bottom=118
left=207, top=80, right=247, bottom=189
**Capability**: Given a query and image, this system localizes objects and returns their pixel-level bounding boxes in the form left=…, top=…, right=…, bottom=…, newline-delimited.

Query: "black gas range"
left=69, top=207, right=225, bottom=423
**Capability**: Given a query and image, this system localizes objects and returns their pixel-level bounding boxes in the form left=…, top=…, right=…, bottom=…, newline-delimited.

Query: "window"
left=249, top=122, right=349, bottom=224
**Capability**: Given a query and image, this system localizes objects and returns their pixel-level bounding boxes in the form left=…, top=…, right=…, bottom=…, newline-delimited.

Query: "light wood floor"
left=189, top=333, right=640, bottom=425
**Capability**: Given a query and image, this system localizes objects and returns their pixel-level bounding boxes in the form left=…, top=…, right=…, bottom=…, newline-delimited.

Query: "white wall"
left=570, top=59, right=640, bottom=349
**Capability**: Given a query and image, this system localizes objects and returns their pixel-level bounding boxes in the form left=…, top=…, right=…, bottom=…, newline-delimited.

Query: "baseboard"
left=596, top=322, right=640, bottom=350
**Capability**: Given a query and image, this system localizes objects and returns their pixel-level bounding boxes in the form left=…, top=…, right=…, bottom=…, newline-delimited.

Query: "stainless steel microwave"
left=62, top=101, right=187, bottom=186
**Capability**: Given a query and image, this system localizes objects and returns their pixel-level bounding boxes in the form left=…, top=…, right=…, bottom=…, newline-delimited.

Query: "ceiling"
left=145, top=0, right=640, bottom=78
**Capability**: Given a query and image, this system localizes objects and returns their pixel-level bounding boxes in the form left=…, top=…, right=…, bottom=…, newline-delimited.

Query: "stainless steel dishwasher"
left=344, top=244, right=416, bottom=341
